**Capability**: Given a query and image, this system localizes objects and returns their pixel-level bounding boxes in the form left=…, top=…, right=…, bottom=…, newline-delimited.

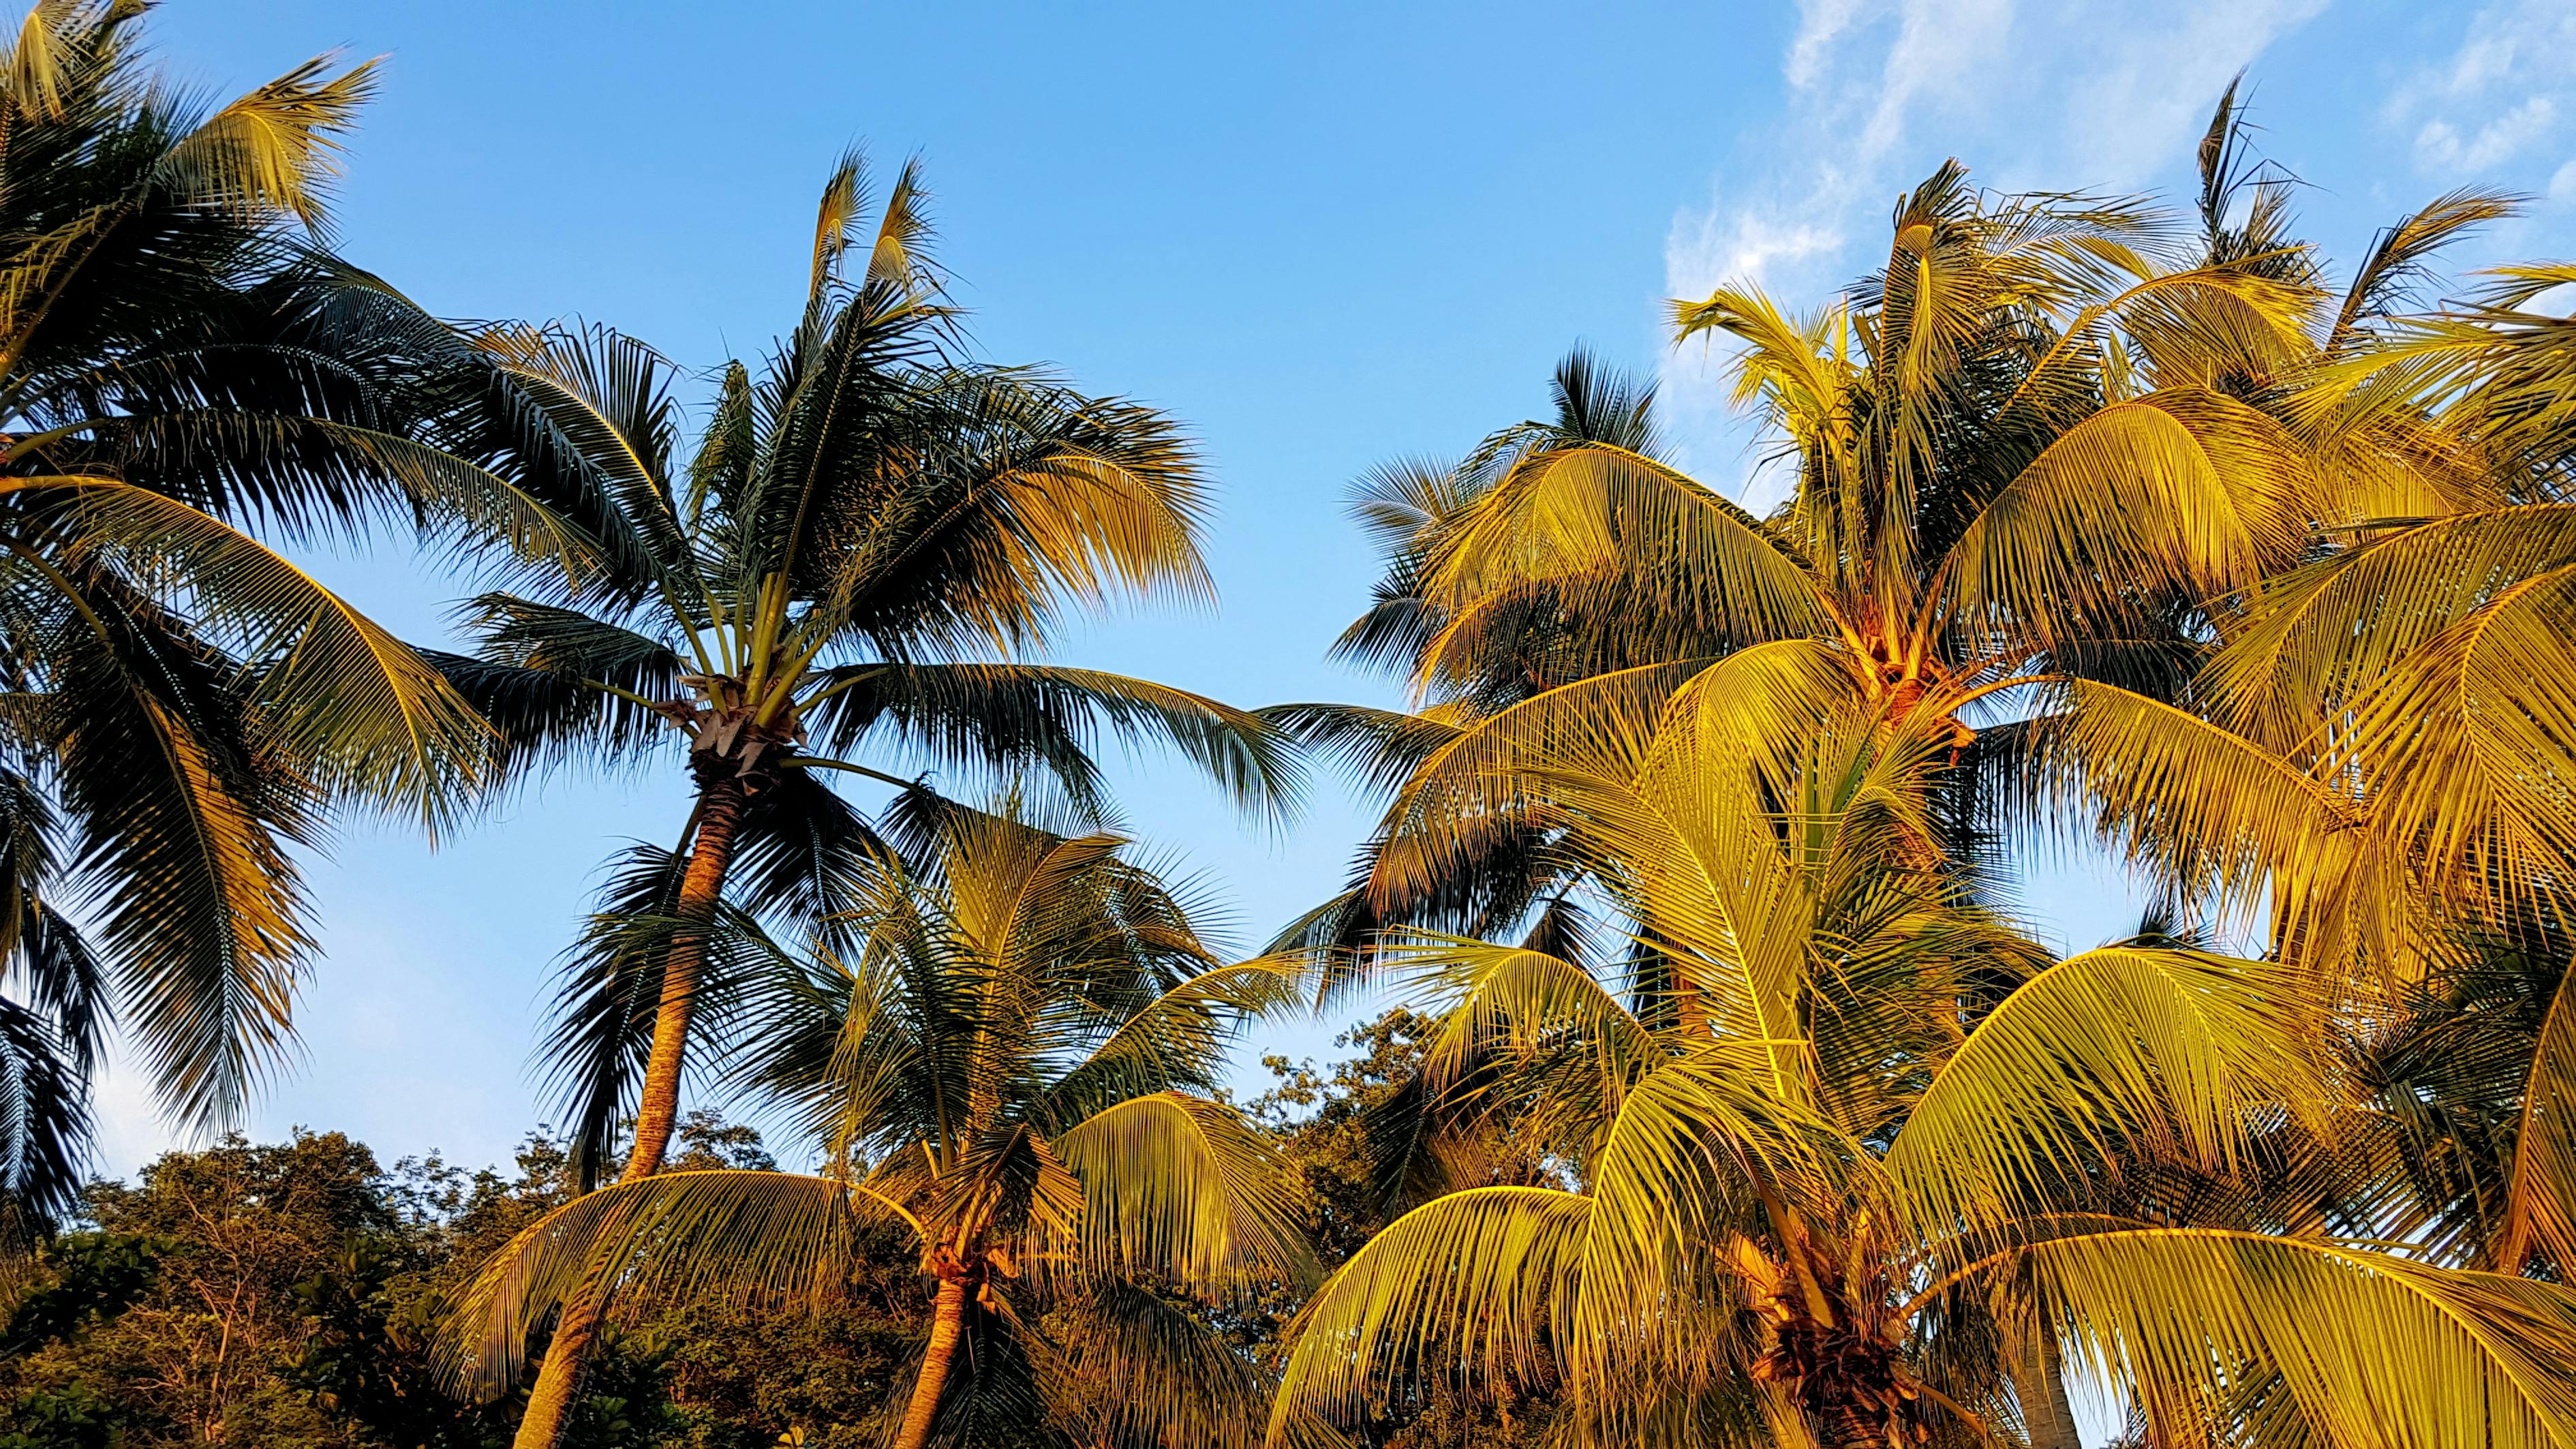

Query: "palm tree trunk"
left=624, top=771, right=750, bottom=1180
left=2016, top=1329, right=2083, bottom=1449
left=891, top=1276, right=971, bottom=1449
left=509, top=1265, right=607, bottom=1449
left=508, top=773, right=751, bottom=1449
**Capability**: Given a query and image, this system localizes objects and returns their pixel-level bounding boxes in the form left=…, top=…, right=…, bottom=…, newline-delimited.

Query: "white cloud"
left=1659, top=0, right=2327, bottom=498
left=2414, top=96, right=2559, bottom=172
left=2385, top=0, right=2576, bottom=177
left=1787, top=0, right=1871, bottom=89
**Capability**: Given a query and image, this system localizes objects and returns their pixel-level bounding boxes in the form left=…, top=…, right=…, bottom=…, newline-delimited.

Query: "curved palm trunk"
left=510, top=1268, right=605, bottom=1449
left=509, top=772, right=752, bottom=1449
left=891, top=1276, right=972, bottom=1449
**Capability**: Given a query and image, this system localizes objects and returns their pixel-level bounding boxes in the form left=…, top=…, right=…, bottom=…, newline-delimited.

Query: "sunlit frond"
left=1051, top=1091, right=1314, bottom=1289
left=1889, top=947, right=2327, bottom=1235
left=150, top=56, right=376, bottom=233
left=1941, top=391, right=2312, bottom=655
left=1270, top=1185, right=1591, bottom=1439
left=2010, top=1228, right=2576, bottom=1449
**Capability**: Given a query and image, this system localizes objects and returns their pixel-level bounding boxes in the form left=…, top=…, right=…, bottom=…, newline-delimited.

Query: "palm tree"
left=1274, top=158, right=2340, bottom=983
left=0, top=0, right=588, bottom=1215
left=435, top=155, right=1295, bottom=1444
left=1268, top=697, right=2576, bottom=1449
left=1283, top=95, right=2534, bottom=988
left=1988, top=256, right=2576, bottom=1375
left=444, top=807, right=1313, bottom=1449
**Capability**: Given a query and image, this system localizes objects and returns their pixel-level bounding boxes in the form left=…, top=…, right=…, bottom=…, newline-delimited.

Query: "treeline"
left=0, top=1017, right=1517, bottom=1449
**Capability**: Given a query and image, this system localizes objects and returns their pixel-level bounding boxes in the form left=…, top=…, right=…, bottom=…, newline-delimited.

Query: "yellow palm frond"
left=2010, top=1227, right=2576, bottom=1449
left=1049, top=1091, right=1314, bottom=1290
left=2209, top=505, right=2576, bottom=752
left=2318, top=564, right=2576, bottom=907
left=1888, top=947, right=2329, bottom=1236
left=44, top=478, right=493, bottom=825
left=151, top=56, right=378, bottom=232
left=1941, top=391, right=2312, bottom=655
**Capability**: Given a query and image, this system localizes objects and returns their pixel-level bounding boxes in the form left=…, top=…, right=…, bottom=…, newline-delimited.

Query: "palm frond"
left=2008, top=1227, right=2576, bottom=1449
left=1051, top=1091, right=1315, bottom=1290
left=1889, top=947, right=2328, bottom=1236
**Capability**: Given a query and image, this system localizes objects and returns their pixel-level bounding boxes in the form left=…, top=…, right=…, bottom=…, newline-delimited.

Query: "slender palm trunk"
left=891, top=1276, right=971, bottom=1449
left=509, top=772, right=752, bottom=1449
left=2016, top=1329, right=2082, bottom=1449
left=625, top=770, right=751, bottom=1178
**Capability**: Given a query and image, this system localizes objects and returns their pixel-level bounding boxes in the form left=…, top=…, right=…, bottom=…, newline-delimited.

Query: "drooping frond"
left=1888, top=947, right=2327, bottom=1236
left=1050, top=1091, right=1315, bottom=1290
left=1047, top=958, right=1309, bottom=1118
left=41, top=479, right=494, bottom=825
left=806, top=661, right=1302, bottom=825
left=1939, top=391, right=2312, bottom=658
left=2006, top=1227, right=2576, bottom=1449
left=440, top=1170, right=901, bottom=1400
left=1270, top=1185, right=1593, bottom=1438
left=2025, top=680, right=2359, bottom=927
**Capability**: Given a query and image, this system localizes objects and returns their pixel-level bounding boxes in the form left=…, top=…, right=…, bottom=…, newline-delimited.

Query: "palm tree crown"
left=444, top=152, right=1299, bottom=1183
left=1271, top=703, right=2576, bottom=1449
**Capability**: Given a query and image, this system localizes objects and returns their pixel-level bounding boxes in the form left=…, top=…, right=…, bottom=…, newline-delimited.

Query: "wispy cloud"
left=2385, top=0, right=2576, bottom=179
left=1660, top=0, right=2327, bottom=499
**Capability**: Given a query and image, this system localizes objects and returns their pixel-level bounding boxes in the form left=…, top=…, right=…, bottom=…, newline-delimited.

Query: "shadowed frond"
left=440, top=1170, right=900, bottom=1399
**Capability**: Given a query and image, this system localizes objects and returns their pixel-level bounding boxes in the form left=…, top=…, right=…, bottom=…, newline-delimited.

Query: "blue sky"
left=94, top=0, right=2576, bottom=1178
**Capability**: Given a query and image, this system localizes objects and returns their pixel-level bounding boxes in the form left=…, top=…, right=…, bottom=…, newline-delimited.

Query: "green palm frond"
left=1046, top=958, right=1309, bottom=1117
left=807, top=661, right=1301, bottom=825
left=441, top=1169, right=895, bottom=1399
left=39, top=478, right=493, bottom=823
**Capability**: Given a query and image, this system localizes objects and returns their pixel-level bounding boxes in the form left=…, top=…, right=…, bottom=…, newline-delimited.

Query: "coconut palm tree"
left=443, top=806, right=1313, bottom=1449
left=1268, top=694, right=2576, bottom=1449
left=1281, top=98, right=2528, bottom=988
left=435, top=155, right=1295, bottom=1445
left=0, top=0, right=595, bottom=1216
left=1272, top=159, right=2338, bottom=983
